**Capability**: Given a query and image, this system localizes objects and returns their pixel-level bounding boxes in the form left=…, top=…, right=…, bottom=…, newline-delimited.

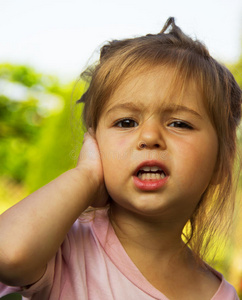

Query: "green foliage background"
left=0, top=64, right=84, bottom=192
left=0, top=60, right=241, bottom=299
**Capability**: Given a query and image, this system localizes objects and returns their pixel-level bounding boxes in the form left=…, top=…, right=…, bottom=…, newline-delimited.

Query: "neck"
left=109, top=203, right=189, bottom=261
left=108, top=204, right=219, bottom=298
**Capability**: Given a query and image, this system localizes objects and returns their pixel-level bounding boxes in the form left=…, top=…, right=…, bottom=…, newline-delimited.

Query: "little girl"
left=0, top=18, right=241, bottom=300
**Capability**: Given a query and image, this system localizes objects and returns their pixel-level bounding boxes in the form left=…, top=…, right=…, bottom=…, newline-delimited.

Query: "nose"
left=137, top=119, right=166, bottom=150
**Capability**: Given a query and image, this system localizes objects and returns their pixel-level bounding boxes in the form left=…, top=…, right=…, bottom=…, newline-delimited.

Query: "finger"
left=88, top=127, right=95, bottom=138
left=83, top=131, right=92, bottom=144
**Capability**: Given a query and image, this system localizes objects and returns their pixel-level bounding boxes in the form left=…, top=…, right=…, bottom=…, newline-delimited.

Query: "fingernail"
left=88, top=128, right=94, bottom=136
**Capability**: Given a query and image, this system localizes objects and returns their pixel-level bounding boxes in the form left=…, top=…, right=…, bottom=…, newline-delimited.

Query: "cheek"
left=117, top=137, right=128, bottom=148
left=99, top=134, right=134, bottom=161
left=175, top=135, right=218, bottom=189
left=97, top=134, right=131, bottom=178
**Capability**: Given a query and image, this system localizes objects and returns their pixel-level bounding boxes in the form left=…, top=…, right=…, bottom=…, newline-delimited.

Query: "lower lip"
left=133, top=176, right=168, bottom=191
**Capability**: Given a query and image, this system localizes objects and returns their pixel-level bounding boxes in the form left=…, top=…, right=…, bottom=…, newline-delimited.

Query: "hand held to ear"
left=76, top=130, right=109, bottom=208
left=0, top=130, right=108, bottom=287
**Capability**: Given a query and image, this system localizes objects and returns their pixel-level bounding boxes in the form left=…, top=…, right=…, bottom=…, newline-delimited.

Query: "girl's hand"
left=76, top=129, right=109, bottom=207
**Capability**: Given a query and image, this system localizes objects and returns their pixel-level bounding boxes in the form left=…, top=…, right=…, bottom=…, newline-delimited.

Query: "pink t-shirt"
left=0, top=209, right=239, bottom=299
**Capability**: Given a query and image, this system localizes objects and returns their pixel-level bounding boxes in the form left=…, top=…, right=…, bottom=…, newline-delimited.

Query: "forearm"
left=0, top=167, right=95, bottom=286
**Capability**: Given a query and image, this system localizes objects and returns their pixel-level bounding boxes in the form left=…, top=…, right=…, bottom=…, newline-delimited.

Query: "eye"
left=115, top=118, right=138, bottom=128
left=168, top=120, right=193, bottom=129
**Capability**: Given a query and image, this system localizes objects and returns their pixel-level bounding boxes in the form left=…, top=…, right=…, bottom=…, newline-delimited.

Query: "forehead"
left=102, top=65, right=206, bottom=115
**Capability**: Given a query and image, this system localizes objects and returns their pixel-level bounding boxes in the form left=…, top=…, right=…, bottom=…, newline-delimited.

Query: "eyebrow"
left=163, top=104, right=203, bottom=119
left=106, top=102, right=142, bottom=115
left=105, top=102, right=203, bottom=119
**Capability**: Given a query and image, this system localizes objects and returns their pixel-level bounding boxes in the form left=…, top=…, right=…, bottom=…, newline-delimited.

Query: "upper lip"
left=133, top=160, right=169, bottom=177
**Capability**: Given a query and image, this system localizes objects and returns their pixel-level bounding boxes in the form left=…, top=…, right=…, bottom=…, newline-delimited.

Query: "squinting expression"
left=96, top=66, right=218, bottom=223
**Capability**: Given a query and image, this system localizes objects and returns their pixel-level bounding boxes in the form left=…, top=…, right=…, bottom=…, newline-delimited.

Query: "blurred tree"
left=0, top=64, right=65, bottom=183
left=25, top=83, right=84, bottom=192
left=0, top=293, right=21, bottom=300
left=0, top=63, right=85, bottom=194
left=0, top=96, right=42, bottom=182
left=0, top=64, right=59, bottom=89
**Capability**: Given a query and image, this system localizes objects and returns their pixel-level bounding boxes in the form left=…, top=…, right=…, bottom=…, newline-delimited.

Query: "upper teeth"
left=137, top=166, right=166, bottom=180
left=139, top=166, right=162, bottom=172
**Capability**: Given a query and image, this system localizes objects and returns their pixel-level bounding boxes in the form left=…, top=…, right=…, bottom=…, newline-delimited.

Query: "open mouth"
left=133, top=162, right=168, bottom=190
left=136, top=166, right=166, bottom=181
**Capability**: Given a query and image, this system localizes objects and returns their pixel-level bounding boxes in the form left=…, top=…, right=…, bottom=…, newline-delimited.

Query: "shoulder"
left=65, top=208, right=110, bottom=253
left=7, top=209, right=111, bottom=299
left=208, top=267, right=239, bottom=300
left=66, top=209, right=106, bottom=243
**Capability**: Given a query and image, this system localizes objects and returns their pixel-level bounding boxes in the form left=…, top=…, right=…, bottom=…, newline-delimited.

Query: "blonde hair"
left=77, top=17, right=242, bottom=260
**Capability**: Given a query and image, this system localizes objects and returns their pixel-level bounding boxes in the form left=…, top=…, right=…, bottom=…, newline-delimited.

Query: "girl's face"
left=96, top=66, right=218, bottom=223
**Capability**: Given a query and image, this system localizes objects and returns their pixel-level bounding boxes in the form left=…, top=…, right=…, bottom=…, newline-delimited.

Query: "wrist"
left=71, top=165, right=102, bottom=200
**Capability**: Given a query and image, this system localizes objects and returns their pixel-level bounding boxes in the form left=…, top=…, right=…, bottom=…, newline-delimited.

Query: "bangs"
left=96, top=48, right=212, bottom=121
